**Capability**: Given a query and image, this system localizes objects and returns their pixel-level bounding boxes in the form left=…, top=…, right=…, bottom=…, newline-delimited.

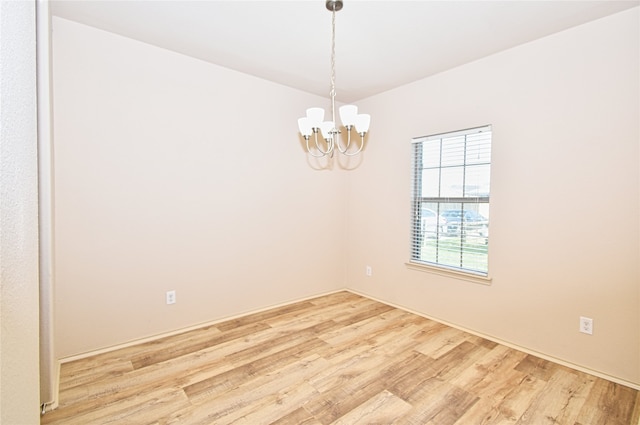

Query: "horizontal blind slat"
left=410, top=125, right=491, bottom=276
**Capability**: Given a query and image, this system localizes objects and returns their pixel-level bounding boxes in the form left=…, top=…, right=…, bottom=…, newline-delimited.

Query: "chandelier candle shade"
left=297, top=0, right=371, bottom=157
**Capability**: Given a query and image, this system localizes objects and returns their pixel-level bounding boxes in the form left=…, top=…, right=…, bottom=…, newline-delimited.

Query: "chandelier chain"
left=330, top=6, right=337, bottom=128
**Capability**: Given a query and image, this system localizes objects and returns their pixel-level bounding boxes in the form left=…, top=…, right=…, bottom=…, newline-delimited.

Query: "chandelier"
left=297, top=0, right=371, bottom=158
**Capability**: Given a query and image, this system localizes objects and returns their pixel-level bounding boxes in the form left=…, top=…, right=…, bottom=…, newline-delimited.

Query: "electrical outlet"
left=166, top=290, right=176, bottom=305
left=366, top=266, right=372, bottom=277
left=579, top=316, right=593, bottom=335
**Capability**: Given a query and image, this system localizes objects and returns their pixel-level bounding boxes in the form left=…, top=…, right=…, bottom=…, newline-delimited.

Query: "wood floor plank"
left=57, top=328, right=257, bottom=409
left=319, top=311, right=426, bottom=363
left=516, top=368, right=595, bottom=425
left=215, top=301, right=317, bottom=332
left=220, top=381, right=321, bottom=425
left=414, top=325, right=471, bottom=359
left=80, top=387, right=190, bottom=425
left=263, top=295, right=371, bottom=328
left=391, top=382, right=478, bottom=425
left=514, top=353, right=565, bottom=381
left=42, top=385, right=190, bottom=425
left=308, top=291, right=363, bottom=306
left=409, top=318, right=451, bottom=342
left=426, top=340, right=493, bottom=382
left=319, top=308, right=415, bottom=346
left=631, top=390, right=640, bottom=425
left=131, top=321, right=271, bottom=369
left=56, top=322, right=315, bottom=413
left=425, top=386, right=480, bottom=425
left=452, top=396, right=519, bottom=425
left=330, top=390, right=412, bottom=425
left=465, top=373, right=546, bottom=425
left=450, top=344, right=530, bottom=399
left=334, top=302, right=396, bottom=327
left=42, top=291, right=639, bottom=425
left=305, top=349, right=427, bottom=424
left=58, top=357, right=134, bottom=392
left=575, top=379, right=640, bottom=425
left=310, top=325, right=426, bottom=393
left=63, top=324, right=223, bottom=375
left=165, top=355, right=326, bottom=424
left=268, top=407, right=322, bottom=425
left=183, top=337, right=329, bottom=402
left=226, top=320, right=337, bottom=367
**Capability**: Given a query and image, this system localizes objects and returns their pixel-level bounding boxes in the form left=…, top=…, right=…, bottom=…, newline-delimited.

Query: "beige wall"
left=347, top=8, right=640, bottom=385
left=52, top=7, right=640, bottom=387
left=52, top=17, right=346, bottom=358
left=0, top=0, right=41, bottom=422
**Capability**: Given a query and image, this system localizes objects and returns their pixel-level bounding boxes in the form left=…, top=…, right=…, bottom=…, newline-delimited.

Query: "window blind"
left=410, top=125, right=492, bottom=275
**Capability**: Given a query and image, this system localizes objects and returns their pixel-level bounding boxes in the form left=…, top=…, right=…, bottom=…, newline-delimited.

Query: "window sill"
left=405, top=261, right=492, bottom=285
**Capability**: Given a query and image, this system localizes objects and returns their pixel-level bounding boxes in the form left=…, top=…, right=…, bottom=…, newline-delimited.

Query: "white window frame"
left=409, top=125, right=492, bottom=281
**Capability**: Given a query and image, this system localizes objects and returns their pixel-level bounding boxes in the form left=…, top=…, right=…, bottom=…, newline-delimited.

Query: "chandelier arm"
left=340, top=133, right=365, bottom=156
left=336, top=126, right=353, bottom=154
left=313, top=131, right=334, bottom=156
left=306, top=136, right=328, bottom=158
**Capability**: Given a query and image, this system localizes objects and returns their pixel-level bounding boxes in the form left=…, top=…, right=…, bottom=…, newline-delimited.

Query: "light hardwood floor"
left=42, top=291, right=639, bottom=425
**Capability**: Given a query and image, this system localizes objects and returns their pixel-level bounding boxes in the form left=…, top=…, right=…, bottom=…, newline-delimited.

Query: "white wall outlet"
left=579, top=316, right=593, bottom=335
left=166, top=290, right=176, bottom=305
left=366, top=266, right=372, bottom=277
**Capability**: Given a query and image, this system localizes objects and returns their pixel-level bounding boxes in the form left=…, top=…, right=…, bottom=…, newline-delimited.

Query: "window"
left=410, top=125, right=492, bottom=276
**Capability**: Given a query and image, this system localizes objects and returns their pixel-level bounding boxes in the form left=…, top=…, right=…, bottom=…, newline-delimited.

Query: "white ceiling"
left=51, top=0, right=639, bottom=103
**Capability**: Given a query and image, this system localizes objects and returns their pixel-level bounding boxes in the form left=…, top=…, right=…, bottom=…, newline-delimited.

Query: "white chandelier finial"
left=297, top=0, right=371, bottom=158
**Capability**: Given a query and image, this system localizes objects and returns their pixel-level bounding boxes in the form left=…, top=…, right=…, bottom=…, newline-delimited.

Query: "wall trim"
left=40, top=362, right=60, bottom=414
